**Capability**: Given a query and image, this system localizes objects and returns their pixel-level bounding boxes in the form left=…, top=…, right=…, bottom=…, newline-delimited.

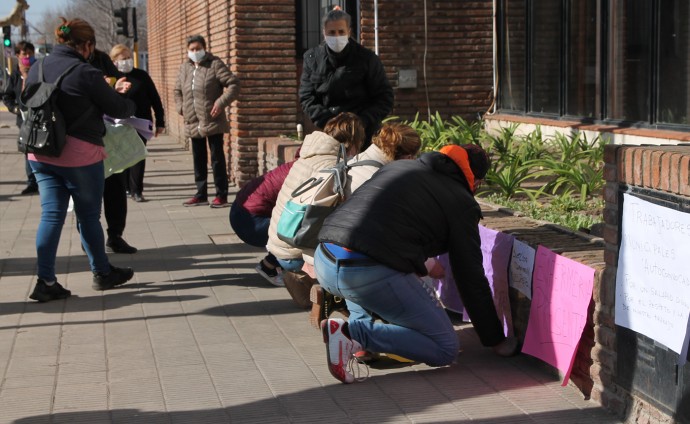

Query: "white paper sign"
left=509, top=239, right=535, bottom=299
left=615, top=194, right=690, bottom=355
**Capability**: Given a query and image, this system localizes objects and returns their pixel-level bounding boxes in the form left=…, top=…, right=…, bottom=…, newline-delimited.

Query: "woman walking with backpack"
left=25, top=17, right=137, bottom=302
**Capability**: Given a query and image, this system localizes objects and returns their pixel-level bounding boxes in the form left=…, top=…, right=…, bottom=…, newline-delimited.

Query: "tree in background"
left=30, top=0, right=147, bottom=55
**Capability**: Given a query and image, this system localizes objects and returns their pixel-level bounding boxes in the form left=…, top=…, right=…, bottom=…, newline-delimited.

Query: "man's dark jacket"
left=2, top=66, right=25, bottom=127
left=25, top=45, right=135, bottom=146
left=318, top=152, right=504, bottom=346
left=299, top=40, right=393, bottom=143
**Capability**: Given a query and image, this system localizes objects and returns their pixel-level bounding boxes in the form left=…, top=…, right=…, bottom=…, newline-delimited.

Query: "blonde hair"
left=55, top=17, right=95, bottom=49
left=109, top=44, right=131, bottom=61
left=372, top=123, right=421, bottom=160
left=323, top=112, right=365, bottom=153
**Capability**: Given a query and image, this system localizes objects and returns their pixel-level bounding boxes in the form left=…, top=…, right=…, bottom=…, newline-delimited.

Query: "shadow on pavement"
left=12, top=374, right=622, bottom=424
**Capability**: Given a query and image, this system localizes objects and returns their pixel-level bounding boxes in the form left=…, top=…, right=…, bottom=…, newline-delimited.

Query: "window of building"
left=498, top=0, right=690, bottom=130
left=296, top=0, right=359, bottom=58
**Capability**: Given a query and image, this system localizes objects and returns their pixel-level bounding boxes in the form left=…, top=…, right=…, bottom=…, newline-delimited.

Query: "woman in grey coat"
left=174, top=35, right=239, bottom=208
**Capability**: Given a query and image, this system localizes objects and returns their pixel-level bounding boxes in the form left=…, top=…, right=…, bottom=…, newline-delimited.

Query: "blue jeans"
left=276, top=257, right=304, bottom=272
left=229, top=203, right=270, bottom=247
left=314, top=244, right=459, bottom=367
left=30, top=160, right=111, bottom=281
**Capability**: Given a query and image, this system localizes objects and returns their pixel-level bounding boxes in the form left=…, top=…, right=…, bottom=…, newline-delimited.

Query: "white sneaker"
left=321, top=318, right=366, bottom=384
left=255, top=264, right=284, bottom=287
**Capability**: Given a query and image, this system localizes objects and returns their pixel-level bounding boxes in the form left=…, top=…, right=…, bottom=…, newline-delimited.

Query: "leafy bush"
left=386, top=112, right=606, bottom=231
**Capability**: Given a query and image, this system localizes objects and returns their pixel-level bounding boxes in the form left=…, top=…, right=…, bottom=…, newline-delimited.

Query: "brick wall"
left=598, top=145, right=690, bottom=423
left=148, top=0, right=494, bottom=184
left=147, top=0, right=298, bottom=187
left=360, top=0, right=494, bottom=121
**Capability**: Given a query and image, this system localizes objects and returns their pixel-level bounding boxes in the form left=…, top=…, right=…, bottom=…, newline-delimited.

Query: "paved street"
left=0, top=110, right=621, bottom=423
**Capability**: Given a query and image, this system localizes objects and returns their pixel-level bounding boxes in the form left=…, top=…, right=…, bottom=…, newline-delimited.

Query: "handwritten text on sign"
left=522, top=246, right=595, bottom=385
left=509, top=239, right=536, bottom=299
left=615, top=194, right=690, bottom=356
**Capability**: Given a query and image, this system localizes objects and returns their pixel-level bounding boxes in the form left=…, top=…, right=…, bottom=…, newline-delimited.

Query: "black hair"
left=15, top=40, right=35, bottom=55
left=186, top=34, right=206, bottom=49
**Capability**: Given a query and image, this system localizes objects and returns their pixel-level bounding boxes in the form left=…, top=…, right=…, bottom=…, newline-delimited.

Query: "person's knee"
left=430, top=335, right=460, bottom=367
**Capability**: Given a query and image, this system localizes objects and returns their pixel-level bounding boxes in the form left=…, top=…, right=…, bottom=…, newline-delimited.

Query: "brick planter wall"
left=598, top=145, right=690, bottom=423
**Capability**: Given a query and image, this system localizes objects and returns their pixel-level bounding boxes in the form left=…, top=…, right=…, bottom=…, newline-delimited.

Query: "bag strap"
left=291, top=176, right=324, bottom=198
left=38, top=59, right=80, bottom=86
left=348, top=160, right=383, bottom=169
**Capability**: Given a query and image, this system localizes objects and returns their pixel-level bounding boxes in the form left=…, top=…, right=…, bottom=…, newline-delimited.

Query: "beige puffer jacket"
left=173, top=53, right=239, bottom=138
left=302, top=143, right=391, bottom=265
left=267, top=132, right=343, bottom=261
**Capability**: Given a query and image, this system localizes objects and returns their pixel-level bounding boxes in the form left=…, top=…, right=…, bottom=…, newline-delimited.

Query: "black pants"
left=103, top=172, right=127, bottom=239
left=191, top=133, right=228, bottom=200
left=25, top=156, right=37, bottom=186
left=125, top=135, right=148, bottom=196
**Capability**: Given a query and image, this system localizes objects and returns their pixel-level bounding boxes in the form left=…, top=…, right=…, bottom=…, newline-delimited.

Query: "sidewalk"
left=0, top=110, right=621, bottom=423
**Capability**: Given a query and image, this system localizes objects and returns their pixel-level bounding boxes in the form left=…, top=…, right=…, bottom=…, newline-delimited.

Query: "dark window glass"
left=657, top=1, right=689, bottom=125
left=499, top=0, right=527, bottom=111
left=530, top=0, right=561, bottom=114
left=608, top=0, right=653, bottom=122
left=566, top=0, right=598, bottom=118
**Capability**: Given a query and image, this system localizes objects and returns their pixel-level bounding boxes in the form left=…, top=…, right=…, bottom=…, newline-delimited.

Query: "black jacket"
left=25, top=45, right=136, bottom=146
left=120, top=68, right=165, bottom=129
left=299, top=40, right=394, bottom=143
left=1, top=66, right=25, bottom=127
left=318, top=152, right=504, bottom=346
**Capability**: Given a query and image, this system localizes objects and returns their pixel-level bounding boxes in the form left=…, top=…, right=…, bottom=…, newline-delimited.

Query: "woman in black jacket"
left=110, top=44, right=165, bottom=203
left=298, top=8, right=394, bottom=148
left=314, top=144, right=518, bottom=384
left=26, top=17, right=137, bottom=303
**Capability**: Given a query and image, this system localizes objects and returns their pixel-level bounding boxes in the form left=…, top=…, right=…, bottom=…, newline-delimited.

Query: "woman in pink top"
left=26, top=17, right=136, bottom=302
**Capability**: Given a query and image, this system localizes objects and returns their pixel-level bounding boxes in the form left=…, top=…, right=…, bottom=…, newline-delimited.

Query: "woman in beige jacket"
left=266, top=113, right=365, bottom=276
left=174, top=35, right=239, bottom=208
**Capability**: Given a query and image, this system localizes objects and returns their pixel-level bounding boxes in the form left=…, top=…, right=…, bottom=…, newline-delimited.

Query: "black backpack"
left=17, top=60, right=80, bottom=157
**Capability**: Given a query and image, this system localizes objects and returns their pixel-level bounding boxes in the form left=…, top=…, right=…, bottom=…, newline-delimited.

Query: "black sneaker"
left=29, top=279, right=71, bottom=302
left=106, top=237, right=138, bottom=254
left=21, top=184, right=39, bottom=195
left=92, top=266, right=134, bottom=290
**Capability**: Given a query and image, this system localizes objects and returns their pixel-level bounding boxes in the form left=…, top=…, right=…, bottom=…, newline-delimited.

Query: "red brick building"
left=147, top=0, right=494, bottom=186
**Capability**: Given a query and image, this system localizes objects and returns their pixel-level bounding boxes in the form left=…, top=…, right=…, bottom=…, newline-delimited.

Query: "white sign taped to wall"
left=615, top=193, right=690, bottom=357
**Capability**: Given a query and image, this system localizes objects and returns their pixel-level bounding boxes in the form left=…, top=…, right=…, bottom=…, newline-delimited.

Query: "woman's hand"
left=425, top=258, right=445, bottom=279
left=210, top=101, right=222, bottom=118
left=114, top=77, right=132, bottom=94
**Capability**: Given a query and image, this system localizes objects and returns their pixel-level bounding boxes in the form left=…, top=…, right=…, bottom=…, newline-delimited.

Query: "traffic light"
left=2, top=26, right=11, bottom=48
left=114, top=8, right=129, bottom=37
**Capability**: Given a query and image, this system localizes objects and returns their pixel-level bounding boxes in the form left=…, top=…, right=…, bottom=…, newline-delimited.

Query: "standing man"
left=2, top=40, right=38, bottom=195
left=299, top=7, right=394, bottom=150
left=174, top=35, right=239, bottom=208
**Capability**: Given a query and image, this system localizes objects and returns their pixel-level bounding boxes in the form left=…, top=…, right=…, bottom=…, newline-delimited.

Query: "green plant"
left=480, top=193, right=604, bottom=232
left=532, top=133, right=605, bottom=198
left=388, top=112, right=483, bottom=153
left=481, top=157, right=542, bottom=199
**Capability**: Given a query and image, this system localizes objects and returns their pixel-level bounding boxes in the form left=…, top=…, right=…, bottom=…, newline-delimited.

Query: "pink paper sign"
left=522, top=246, right=595, bottom=385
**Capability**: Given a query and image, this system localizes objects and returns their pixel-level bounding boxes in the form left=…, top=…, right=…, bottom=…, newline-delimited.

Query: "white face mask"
left=115, top=58, right=134, bottom=74
left=188, top=49, right=206, bottom=63
left=325, top=36, right=349, bottom=53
